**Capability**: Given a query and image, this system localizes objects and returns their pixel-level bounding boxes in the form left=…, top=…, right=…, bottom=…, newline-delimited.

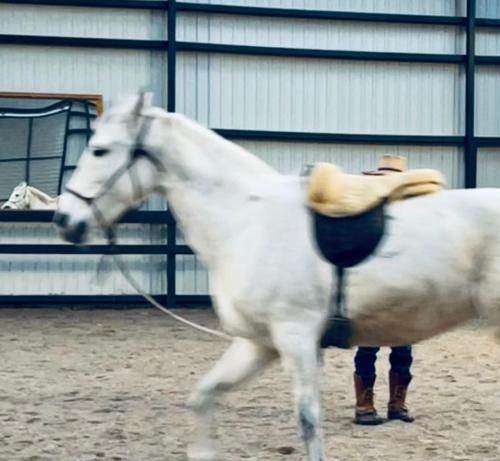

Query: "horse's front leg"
left=187, top=337, right=277, bottom=461
left=272, top=322, right=326, bottom=461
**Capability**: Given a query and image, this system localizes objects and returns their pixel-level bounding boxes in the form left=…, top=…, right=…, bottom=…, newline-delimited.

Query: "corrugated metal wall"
left=177, top=55, right=464, bottom=135
left=0, top=1, right=498, bottom=297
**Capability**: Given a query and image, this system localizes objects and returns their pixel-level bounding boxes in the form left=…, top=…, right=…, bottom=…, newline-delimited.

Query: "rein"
left=67, top=113, right=231, bottom=341
left=105, top=231, right=231, bottom=340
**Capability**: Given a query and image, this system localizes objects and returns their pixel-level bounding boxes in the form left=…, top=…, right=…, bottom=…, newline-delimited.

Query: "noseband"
left=65, top=115, right=165, bottom=233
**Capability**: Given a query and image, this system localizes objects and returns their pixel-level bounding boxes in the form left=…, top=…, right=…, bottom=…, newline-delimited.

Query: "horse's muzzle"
left=53, top=212, right=88, bottom=244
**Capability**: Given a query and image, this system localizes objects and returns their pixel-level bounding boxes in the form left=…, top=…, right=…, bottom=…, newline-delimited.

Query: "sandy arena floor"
left=1, top=307, right=499, bottom=461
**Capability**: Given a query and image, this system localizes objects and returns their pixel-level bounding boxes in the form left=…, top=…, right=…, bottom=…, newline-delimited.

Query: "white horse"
left=54, top=94, right=500, bottom=461
left=2, top=182, right=58, bottom=210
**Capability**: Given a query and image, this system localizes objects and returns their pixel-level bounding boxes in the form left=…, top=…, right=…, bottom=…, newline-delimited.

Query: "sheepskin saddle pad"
left=308, top=163, right=445, bottom=218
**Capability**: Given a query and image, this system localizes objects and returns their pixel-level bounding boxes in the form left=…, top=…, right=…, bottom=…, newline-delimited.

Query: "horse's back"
left=349, top=187, right=500, bottom=345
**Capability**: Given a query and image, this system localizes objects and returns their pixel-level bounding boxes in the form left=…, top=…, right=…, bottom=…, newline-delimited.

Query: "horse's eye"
left=132, top=148, right=148, bottom=159
left=93, top=148, right=109, bottom=157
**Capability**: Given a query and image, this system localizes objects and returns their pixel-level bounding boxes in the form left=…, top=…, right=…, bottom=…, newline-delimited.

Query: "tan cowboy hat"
left=362, top=155, right=408, bottom=176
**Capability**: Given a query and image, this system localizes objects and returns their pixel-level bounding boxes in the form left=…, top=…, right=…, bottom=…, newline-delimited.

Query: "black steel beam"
left=0, top=244, right=193, bottom=255
left=166, top=0, right=177, bottom=308
left=0, top=294, right=211, bottom=306
left=476, top=18, right=500, bottom=28
left=167, top=0, right=177, bottom=112
left=177, top=42, right=464, bottom=64
left=0, top=210, right=175, bottom=224
left=476, top=56, right=500, bottom=65
left=0, top=0, right=168, bottom=9
left=67, top=128, right=91, bottom=135
left=465, top=0, right=477, bottom=188
left=2, top=1, right=468, bottom=27
left=0, top=34, right=467, bottom=63
left=0, top=34, right=168, bottom=49
left=476, top=137, right=500, bottom=147
left=178, top=3, right=466, bottom=26
left=3, top=0, right=500, bottom=31
left=25, top=118, right=33, bottom=183
left=216, top=129, right=464, bottom=146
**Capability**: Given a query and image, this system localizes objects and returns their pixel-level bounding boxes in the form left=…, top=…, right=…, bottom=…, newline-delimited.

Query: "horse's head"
left=54, top=93, right=165, bottom=244
left=2, top=181, right=29, bottom=210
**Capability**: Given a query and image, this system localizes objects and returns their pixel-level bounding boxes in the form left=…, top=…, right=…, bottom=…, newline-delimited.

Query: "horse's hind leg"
left=187, top=337, right=277, bottom=461
left=272, top=322, right=326, bottom=461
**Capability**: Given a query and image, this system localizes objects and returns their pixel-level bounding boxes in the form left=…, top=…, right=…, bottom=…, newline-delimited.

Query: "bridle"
left=64, top=115, right=165, bottom=235
left=63, top=112, right=231, bottom=340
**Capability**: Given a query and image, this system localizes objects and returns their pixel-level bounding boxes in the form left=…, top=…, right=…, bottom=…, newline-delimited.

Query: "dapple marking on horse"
left=2, top=182, right=58, bottom=210
left=54, top=94, right=500, bottom=461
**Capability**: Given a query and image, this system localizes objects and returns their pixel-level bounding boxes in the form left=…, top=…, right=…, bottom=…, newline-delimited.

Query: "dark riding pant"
left=354, top=345, right=413, bottom=378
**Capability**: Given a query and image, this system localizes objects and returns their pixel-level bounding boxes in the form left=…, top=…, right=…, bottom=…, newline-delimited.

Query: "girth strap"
left=320, top=266, right=352, bottom=349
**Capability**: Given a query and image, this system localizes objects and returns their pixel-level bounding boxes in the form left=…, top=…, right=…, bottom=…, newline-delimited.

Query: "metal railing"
left=0, top=210, right=209, bottom=307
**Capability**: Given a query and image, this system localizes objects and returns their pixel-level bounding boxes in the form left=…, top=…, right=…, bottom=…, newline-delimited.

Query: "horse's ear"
left=131, top=91, right=154, bottom=117
left=143, top=92, right=153, bottom=108
left=17, top=181, right=27, bottom=189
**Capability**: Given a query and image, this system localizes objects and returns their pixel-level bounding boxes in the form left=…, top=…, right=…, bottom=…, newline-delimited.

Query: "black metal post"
left=465, top=0, right=477, bottom=188
left=167, top=0, right=177, bottom=308
left=167, top=0, right=177, bottom=113
left=58, top=102, right=73, bottom=194
left=25, top=118, right=33, bottom=183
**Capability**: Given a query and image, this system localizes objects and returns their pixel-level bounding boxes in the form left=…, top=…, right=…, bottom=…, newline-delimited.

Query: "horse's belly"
left=351, top=297, right=476, bottom=346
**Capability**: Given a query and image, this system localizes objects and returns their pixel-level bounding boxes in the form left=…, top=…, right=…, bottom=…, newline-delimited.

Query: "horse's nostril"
left=53, top=212, right=69, bottom=228
left=2, top=204, right=11, bottom=209
left=71, top=221, right=88, bottom=244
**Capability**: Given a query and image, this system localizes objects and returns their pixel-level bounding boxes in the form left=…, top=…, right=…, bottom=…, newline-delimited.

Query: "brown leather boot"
left=387, top=371, right=414, bottom=422
left=354, top=373, right=383, bottom=425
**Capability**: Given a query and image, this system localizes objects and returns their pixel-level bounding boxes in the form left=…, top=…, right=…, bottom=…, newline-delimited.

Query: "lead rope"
left=105, top=231, right=231, bottom=341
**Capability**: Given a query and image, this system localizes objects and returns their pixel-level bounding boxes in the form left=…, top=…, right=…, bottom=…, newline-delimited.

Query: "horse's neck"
left=27, top=187, right=58, bottom=209
left=161, top=115, right=281, bottom=264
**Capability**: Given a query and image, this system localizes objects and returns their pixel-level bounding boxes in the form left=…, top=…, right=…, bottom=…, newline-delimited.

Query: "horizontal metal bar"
left=0, top=34, right=467, bottom=64
left=476, top=137, right=500, bottom=147
left=216, top=129, right=465, bottom=146
left=178, top=42, right=465, bottom=64
left=0, top=0, right=168, bottom=9
left=0, top=155, right=61, bottom=163
left=0, top=0, right=470, bottom=30
left=67, top=128, right=92, bottom=134
left=476, top=56, right=500, bottom=65
left=178, top=3, right=466, bottom=26
left=0, top=210, right=175, bottom=224
left=0, top=34, right=168, bottom=49
left=0, top=244, right=194, bottom=254
left=0, top=294, right=211, bottom=306
left=476, top=18, right=500, bottom=28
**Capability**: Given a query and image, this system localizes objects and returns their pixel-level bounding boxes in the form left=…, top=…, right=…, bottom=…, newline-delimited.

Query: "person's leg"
left=353, top=347, right=383, bottom=425
left=388, top=345, right=414, bottom=422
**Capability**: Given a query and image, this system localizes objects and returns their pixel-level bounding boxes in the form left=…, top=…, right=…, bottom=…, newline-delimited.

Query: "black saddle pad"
left=311, top=200, right=386, bottom=268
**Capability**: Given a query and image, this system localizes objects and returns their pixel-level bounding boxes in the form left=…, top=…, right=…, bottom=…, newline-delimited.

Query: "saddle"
left=308, top=162, right=445, bottom=218
left=306, top=163, right=445, bottom=349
